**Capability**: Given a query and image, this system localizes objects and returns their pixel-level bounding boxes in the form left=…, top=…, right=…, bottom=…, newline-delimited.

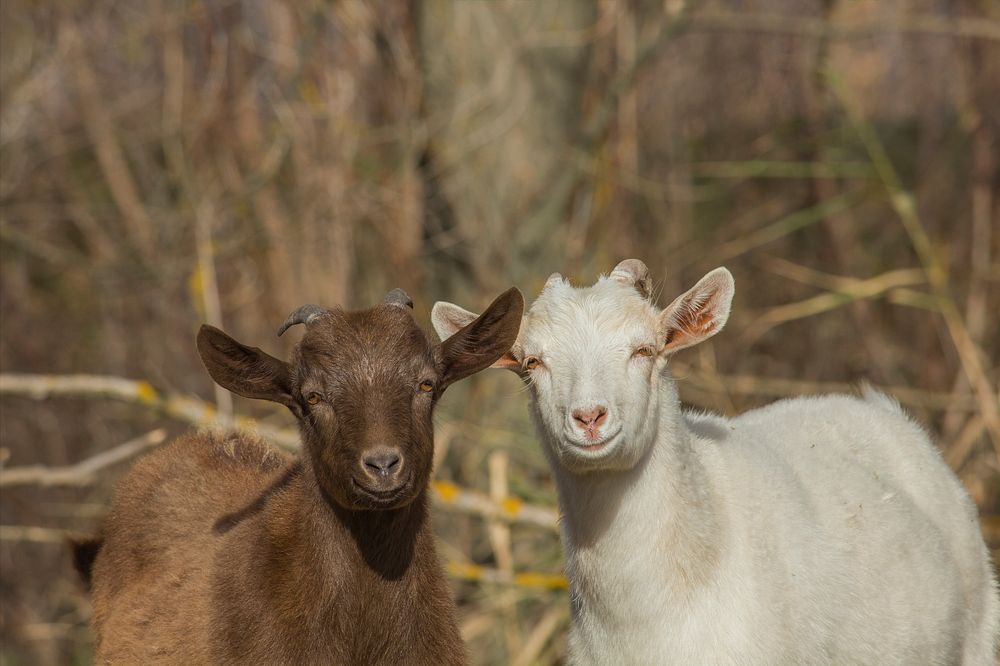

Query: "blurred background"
left=1, top=0, right=998, bottom=663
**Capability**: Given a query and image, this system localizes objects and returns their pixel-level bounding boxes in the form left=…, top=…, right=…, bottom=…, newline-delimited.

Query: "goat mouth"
left=350, top=477, right=411, bottom=507
left=565, top=427, right=622, bottom=454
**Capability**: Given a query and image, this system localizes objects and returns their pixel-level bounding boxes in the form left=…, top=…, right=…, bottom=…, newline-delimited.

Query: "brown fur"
left=80, top=289, right=523, bottom=665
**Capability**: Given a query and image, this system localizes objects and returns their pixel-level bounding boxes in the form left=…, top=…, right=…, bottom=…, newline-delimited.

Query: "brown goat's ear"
left=436, top=287, right=524, bottom=386
left=432, top=300, right=523, bottom=371
left=197, top=325, right=298, bottom=414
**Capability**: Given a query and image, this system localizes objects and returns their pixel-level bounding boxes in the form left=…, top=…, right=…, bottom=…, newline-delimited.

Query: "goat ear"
left=658, top=268, right=734, bottom=354
left=431, top=302, right=478, bottom=341
left=436, top=288, right=524, bottom=384
left=197, top=325, right=299, bottom=414
left=432, top=298, right=523, bottom=371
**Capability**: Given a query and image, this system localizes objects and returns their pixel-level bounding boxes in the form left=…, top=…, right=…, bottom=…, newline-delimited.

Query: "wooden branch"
left=827, top=70, right=1000, bottom=457
left=0, top=429, right=167, bottom=488
left=446, top=561, right=568, bottom=590
left=0, top=373, right=299, bottom=450
left=0, top=372, right=561, bottom=529
left=0, top=524, right=568, bottom=590
left=741, top=267, right=928, bottom=343
left=670, top=362, right=986, bottom=412
left=60, top=21, right=155, bottom=259
left=512, top=606, right=569, bottom=666
left=687, top=11, right=1000, bottom=43
left=0, top=525, right=73, bottom=544
left=520, top=0, right=694, bottom=254
left=194, top=202, right=233, bottom=421
left=715, top=190, right=869, bottom=264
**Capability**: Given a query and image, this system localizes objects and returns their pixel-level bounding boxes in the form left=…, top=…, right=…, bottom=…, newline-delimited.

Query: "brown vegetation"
left=1, top=1, right=998, bottom=663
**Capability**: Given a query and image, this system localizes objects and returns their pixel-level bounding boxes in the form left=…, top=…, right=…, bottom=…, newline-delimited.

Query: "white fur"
left=434, top=268, right=1000, bottom=665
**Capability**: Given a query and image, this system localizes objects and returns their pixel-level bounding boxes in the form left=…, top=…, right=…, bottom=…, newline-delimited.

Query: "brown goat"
left=76, top=287, right=523, bottom=665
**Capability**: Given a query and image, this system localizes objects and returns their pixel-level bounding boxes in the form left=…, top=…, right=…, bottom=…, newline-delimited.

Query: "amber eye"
left=419, top=380, right=435, bottom=393
left=524, top=357, right=541, bottom=371
left=633, top=346, right=655, bottom=358
left=306, top=393, right=322, bottom=405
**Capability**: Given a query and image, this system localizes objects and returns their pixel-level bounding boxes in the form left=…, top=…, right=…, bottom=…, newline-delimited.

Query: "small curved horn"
left=543, top=272, right=564, bottom=291
left=610, top=259, right=650, bottom=298
left=277, top=304, right=328, bottom=337
left=384, top=288, right=414, bottom=309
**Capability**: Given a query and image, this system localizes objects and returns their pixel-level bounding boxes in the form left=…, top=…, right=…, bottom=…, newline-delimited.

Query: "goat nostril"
left=572, top=406, right=608, bottom=429
left=594, top=406, right=608, bottom=427
left=363, top=451, right=402, bottom=476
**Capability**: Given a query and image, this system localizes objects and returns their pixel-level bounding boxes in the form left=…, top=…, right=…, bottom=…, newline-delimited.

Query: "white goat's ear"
left=431, top=302, right=478, bottom=341
left=658, top=268, right=734, bottom=354
left=431, top=301, right=522, bottom=370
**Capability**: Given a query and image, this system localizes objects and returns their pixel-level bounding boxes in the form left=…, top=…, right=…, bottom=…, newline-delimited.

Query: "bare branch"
left=0, top=524, right=568, bottom=590
left=60, top=21, right=155, bottom=259
left=671, top=362, right=986, bottom=413
left=0, top=525, right=75, bottom=544
left=446, top=561, right=568, bottom=590
left=0, top=373, right=562, bottom=528
left=1, top=430, right=167, bottom=488
left=827, top=70, right=1000, bottom=457
left=431, top=480, right=559, bottom=530
left=0, top=373, right=299, bottom=450
left=741, top=267, right=929, bottom=343
left=512, top=606, right=569, bottom=666
left=688, top=11, right=1000, bottom=43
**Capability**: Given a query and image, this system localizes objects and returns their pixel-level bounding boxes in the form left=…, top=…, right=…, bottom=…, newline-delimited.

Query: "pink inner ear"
left=664, top=294, right=719, bottom=351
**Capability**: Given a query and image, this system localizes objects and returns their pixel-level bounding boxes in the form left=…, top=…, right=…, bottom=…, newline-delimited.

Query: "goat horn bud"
left=543, top=273, right=564, bottom=291
left=277, top=304, right=328, bottom=337
left=610, top=259, right=651, bottom=298
left=384, top=288, right=414, bottom=309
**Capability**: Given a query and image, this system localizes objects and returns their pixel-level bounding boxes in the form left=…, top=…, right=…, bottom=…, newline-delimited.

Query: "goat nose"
left=362, top=449, right=402, bottom=477
left=572, top=406, right=608, bottom=429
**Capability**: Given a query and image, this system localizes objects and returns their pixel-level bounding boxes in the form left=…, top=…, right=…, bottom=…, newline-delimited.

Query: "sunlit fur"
left=437, top=270, right=1000, bottom=665
left=519, top=276, right=665, bottom=474
left=77, top=288, right=523, bottom=665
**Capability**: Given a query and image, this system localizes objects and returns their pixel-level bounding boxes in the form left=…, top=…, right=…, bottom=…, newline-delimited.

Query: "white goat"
left=433, top=260, right=999, bottom=665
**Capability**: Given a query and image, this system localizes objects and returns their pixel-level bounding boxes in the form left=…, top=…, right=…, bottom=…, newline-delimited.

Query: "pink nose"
left=572, top=406, right=608, bottom=430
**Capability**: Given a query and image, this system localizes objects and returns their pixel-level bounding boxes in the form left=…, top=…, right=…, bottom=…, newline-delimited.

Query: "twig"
left=690, top=161, right=875, bottom=180
left=741, top=267, right=928, bottom=344
left=512, top=606, right=569, bottom=666
left=827, top=69, right=1000, bottom=457
left=0, top=524, right=568, bottom=590
left=946, top=415, right=986, bottom=471
left=0, top=373, right=298, bottom=449
left=688, top=11, right=1000, bottom=43
left=60, top=21, right=155, bottom=260
left=715, top=190, right=868, bottom=264
left=487, top=449, right=521, bottom=659
left=670, top=362, right=987, bottom=412
left=0, top=525, right=75, bottom=544
left=0, top=372, right=563, bottom=528
left=194, top=202, right=233, bottom=421
left=520, top=0, right=694, bottom=255
left=446, top=561, right=568, bottom=590
left=431, top=480, right=559, bottom=531
left=1, top=429, right=167, bottom=488
left=758, top=255, right=923, bottom=293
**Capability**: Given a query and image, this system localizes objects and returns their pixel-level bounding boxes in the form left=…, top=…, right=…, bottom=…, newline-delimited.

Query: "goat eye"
left=306, top=393, right=322, bottom=405
left=418, top=380, right=435, bottom=393
left=633, top=346, right=655, bottom=358
left=524, top=356, right=541, bottom=371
